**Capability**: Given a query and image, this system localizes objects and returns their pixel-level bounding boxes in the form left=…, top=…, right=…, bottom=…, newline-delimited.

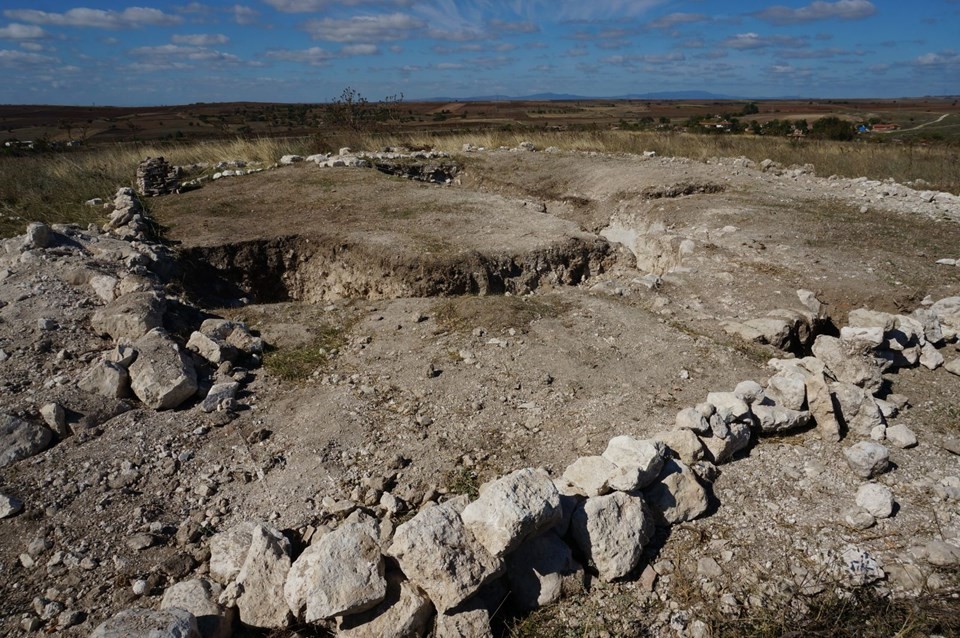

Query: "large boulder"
left=388, top=501, right=503, bottom=612
left=600, top=436, right=666, bottom=490
left=643, top=459, right=708, bottom=524
left=160, top=579, right=234, bottom=638
left=78, top=360, right=131, bottom=399
left=338, top=571, right=433, bottom=638
left=461, top=468, right=561, bottom=557
left=129, top=328, right=198, bottom=410
left=570, top=491, right=654, bottom=581
left=234, top=524, right=293, bottom=629
left=284, top=520, right=386, bottom=622
left=90, top=292, right=165, bottom=343
left=811, top=336, right=882, bottom=393
left=90, top=608, right=200, bottom=638
left=0, top=414, right=53, bottom=468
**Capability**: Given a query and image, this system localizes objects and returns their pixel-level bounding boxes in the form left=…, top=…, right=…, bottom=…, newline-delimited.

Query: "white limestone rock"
left=337, top=571, right=433, bottom=638
left=235, top=525, right=293, bottom=629
left=562, top=456, right=616, bottom=496
left=284, top=520, right=385, bottom=621
left=643, top=459, right=708, bottom=524
left=600, top=436, right=666, bottom=491
left=129, top=328, right=198, bottom=410
left=652, top=429, right=706, bottom=465
left=160, top=579, right=234, bottom=638
left=506, top=531, right=584, bottom=611
left=387, top=501, right=502, bottom=612
left=752, top=405, right=812, bottom=433
left=765, top=371, right=807, bottom=411
left=856, top=483, right=894, bottom=518
left=812, top=335, right=883, bottom=393
left=570, top=492, right=654, bottom=581
left=843, top=441, right=890, bottom=479
left=461, top=467, right=561, bottom=557
left=885, top=424, right=917, bottom=449
left=90, top=291, right=165, bottom=343
left=90, top=608, right=200, bottom=638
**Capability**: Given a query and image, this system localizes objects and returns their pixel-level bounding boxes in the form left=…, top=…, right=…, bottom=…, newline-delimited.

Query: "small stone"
left=885, top=424, right=917, bottom=449
left=697, top=557, right=723, bottom=579
left=39, top=403, right=68, bottom=437
left=675, top=408, right=710, bottom=434
left=733, top=380, right=764, bottom=404
left=856, top=483, right=894, bottom=518
left=843, top=441, right=890, bottom=479
left=924, top=540, right=960, bottom=567
left=643, top=459, right=708, bottom=524
left=126, top=532, right=160, bottom=551
left=843, top=507, right=875, bottom=530
left=1, top=492, right=24, bottom=518
left=600, top=436, right=666, bottom=490
left=562, top=456, right=615, bottom=496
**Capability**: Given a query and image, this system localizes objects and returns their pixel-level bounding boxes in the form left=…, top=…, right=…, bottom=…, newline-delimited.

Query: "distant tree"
left=810, top=116, right=854, bottom=141
left=326, top=87, right=404, bottom=132
left=741, top=102, right=760, bottom=116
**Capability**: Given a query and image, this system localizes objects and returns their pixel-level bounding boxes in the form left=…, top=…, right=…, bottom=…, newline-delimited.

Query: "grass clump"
left=262, top=324, right=345, bottom=382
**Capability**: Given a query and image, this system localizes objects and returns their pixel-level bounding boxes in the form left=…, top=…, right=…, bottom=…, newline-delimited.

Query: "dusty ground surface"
left=1, top=147, right=959, bottom=636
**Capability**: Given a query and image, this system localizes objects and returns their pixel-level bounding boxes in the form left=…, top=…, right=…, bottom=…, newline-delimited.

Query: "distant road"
left=879, top=113, right=951, bottom=133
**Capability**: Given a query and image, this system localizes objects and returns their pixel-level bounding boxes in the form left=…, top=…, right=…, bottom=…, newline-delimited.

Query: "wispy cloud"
left=722, top=33, right=808, bottom=49
left=264, top=46, right=335, bottom=65
left=303, top=12, right=424, bottom=42
left=129, top=43, right=241, bottom=63
left=644, top=12, right=708, bottom=30
left=0, top=23, right=46, bottom=39
left=232, top=5, right=259, bottom=25
left=264, top=0, right=413, bottom=12
left=172, top=33, right=229, bottom=46
left=754, top=0, right=875, bottom=25
left=4, top=7, right=182, bottom=29
left=0, top=48, right=57, bottom=67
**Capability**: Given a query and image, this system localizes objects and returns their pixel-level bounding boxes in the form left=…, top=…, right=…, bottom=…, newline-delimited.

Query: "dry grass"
left=357, top=130, right=960, bottom=196
left=2, top=130, right=957, bottom=240
left=0, top=137, right=313, bottom=237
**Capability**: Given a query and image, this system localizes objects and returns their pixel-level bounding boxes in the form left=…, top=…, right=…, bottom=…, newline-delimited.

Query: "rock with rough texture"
left=506, top=531, right=584, bottom=611
left=79, top=360, right=131, bottom=399
left=912, top=308, right=944, bottom=346
left=1, top=492, right=24, bottom=518
left=804, top=368, right=841, bottom=442
left=562, top=456, right=616, bottom=496
left=90, top=608, right=200, bottom=638
left=831, top=383, right=884, bottom=437
left=210, top=522, right=290, bottom=585
left=885, top=424, right=917, bottom=449
left=388, top=501, right=503, bottom=612
left=752, top=405, right=812, bottom=433
left=160, top=579, right=233, bottom=638
left=848, top=308, right=897, bottom=333
left=734, top=380, right=764, bottom=404
left=765, top=372, right=807, bottom=411
left=600, top=436, right=666, bottom=491
left=924, top=540, right=960, bottom=567
left=652, top=429, right=706, bottom=465
left=843, top=441, right=890, bottom=479
left=919, top=343, right=944, bottom=370
left=947, top=359, right=960, bottom=377
left=90, top=292, right=165, bottom=343
left=570, top=491, right=654, bottom=581
left=434, top=598, right=492, bottom=638
left=0, top=414, right=53, bottom=468
left=129, top=329, right=198, bottom=410
left=797, top=289, right=822, bottom=315
left=643, top=459, right=708, bottom=524
left=856, top=483, right=894, bottom=518
left=187, top=331, right=239, bottom=365
left=338, top=571, right=433, bottom=638
left=39, top=402, right=68, bottom=437
left=201, top=382, right=239, bottom=413
left=461, top=468, right=561, bottom=557
left=840, top=326, right=885, bottom=347
left=929, top=297, right=960, bottom=332
left=699, top=422, right=751, bottom=464
left=843, top=507, right=876, bottom=530
left=552, top=478, right=585, bottom=537
left=812, top=335, right=882, bottom=393
left=675, top=407, right=710, bottom=434
left=284, top=521, right=386, bottom=621
left=235, top=525, right=293, bottom=629
left=706, top=392, right=750, bottom=423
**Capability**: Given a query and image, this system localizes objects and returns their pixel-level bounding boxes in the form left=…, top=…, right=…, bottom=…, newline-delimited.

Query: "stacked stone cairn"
left=136, top=157, right=182, bottom=197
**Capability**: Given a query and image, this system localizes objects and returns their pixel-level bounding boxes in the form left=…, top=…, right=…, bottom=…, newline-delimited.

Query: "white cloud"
left=0, top=23, right=46, bottom=40
left=172, top=33, right=230, bottom=46
left=264, top=0, right=412, bottom=11
left=341, top=43, right=379, bottom=55
left=915, top=50, right=960, bottom=67
left=722, top=32, right=807, bottom=49
left=303, top=13, right=424, bottom=42
left=487, top=19, right=538, bottom=34
left=755, top=0, right=875, bottom=25
left=0, top=48, right=56, bottom=67
left=19, top=41, right=45, bottom=51
left=232, top=5, right=259, bottom=24
left=264, top=46, right=336, bottom=65
left=4, top=7, right=182, bottom=29
left=130, top=44, right=241, bottom=63
left=644, top=12, right=708, bottom=30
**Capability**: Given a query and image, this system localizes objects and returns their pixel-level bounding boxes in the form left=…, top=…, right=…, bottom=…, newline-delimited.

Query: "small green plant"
left=446, top=467, right=480, bottom=499
left=262, top=324, right=345, bottom=382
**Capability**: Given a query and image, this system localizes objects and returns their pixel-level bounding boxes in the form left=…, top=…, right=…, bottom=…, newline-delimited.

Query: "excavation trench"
left=179, top=234, right=618, bottom=305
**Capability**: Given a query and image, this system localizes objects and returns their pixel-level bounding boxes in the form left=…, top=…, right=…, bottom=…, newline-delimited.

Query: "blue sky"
left=0, top=1, right=958, bottom=105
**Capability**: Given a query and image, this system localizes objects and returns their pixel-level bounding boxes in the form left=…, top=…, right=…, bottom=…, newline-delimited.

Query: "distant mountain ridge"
left=417, top=91, right=743, bottom=101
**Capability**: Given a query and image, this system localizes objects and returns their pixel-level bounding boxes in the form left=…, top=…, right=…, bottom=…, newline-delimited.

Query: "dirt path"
left=878, top=112, right=951, bottom=133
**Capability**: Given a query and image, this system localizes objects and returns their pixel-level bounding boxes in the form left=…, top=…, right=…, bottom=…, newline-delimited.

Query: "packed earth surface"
left=1, top=144, right=959, bottom=637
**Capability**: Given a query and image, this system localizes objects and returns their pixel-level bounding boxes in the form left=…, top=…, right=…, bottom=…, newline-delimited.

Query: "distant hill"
left=418, top=91, right=743, bottom=102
